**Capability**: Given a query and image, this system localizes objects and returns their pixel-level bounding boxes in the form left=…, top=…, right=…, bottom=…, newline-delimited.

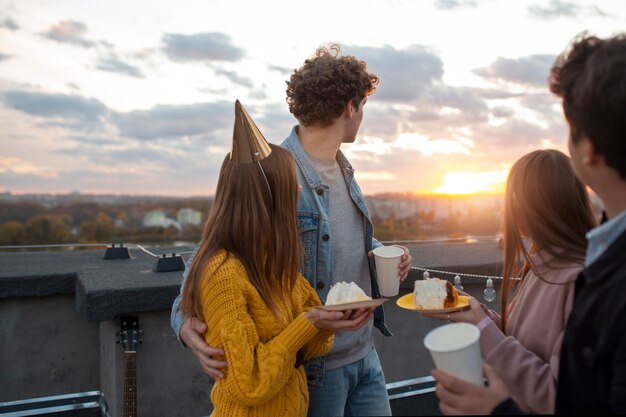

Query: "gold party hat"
left=230, top=100, right=272, bottom=163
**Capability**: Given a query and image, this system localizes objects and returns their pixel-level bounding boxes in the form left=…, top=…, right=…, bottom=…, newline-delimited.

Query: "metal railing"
left=0, top=391, right=110, bottom=417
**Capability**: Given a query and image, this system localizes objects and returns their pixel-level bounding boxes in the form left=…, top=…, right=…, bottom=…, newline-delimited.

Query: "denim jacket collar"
left=283, top=126, right=355, bottom=188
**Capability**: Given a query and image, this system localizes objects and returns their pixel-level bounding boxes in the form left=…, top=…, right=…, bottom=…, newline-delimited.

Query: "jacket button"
left=316, top=281, right=324, bottom=289
left=322, top=234, right=329, bottom=241
left=316, top=188, right=324, bottom=196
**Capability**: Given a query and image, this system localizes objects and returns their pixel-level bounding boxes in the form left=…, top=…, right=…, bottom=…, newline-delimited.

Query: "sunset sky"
left=0, top=0, right=623, bottom=197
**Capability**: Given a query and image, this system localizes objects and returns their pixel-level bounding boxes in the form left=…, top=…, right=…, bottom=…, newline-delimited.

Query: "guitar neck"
left=123, top=351, right=137, bottom=417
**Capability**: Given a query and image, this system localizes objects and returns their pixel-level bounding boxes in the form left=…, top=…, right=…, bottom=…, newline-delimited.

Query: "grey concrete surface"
left=0, top=295, right=100, bottom=401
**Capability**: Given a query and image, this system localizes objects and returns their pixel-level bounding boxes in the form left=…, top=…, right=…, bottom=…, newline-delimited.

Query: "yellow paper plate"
left=396, top=294, right=470, bottom=313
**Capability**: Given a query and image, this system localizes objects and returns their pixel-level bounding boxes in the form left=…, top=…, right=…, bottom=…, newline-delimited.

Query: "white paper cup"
left=424, top=322, right=484, bottom=386
left=373, top=245, right=403, bottom=297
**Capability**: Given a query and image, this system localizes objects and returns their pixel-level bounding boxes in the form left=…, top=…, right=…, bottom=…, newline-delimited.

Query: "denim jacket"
left=282, top=126, right=390, bottom=332
left=283, top=126, right=391, bottom=384
left=170, top=126, right=391, bottom=378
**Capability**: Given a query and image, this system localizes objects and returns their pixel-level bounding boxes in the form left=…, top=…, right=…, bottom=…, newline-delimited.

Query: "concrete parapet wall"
left=0, top=241, right=503, bottom=416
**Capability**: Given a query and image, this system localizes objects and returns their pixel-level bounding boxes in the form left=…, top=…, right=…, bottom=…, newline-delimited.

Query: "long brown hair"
left=500, top=149, right=597, bottom=330
left=180, top=144, right=302, bottom=318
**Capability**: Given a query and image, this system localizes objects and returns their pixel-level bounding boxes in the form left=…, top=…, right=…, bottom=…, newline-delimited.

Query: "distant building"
left=177, top=208, right=202, bottom=226
left=143, top=210, right=181, bottom=230
left=368, top=196, right=421, bottom=220
left=367, top=194, right=502, bottom=221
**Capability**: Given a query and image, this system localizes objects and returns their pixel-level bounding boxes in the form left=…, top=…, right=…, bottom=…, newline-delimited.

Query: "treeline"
left=0, top=199, right=210, bottom=246
left=372, top=206, right=501, bottom=242
left=0, top=197, right=502, bottom=247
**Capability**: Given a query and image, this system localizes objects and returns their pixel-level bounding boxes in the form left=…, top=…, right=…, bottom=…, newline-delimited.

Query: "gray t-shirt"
left=308, top=153, right=373, bottom=370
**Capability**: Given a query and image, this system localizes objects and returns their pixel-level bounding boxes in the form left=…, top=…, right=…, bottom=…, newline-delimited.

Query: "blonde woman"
left=180, top=102, right=354, bottom=417
left=425, top=149, right=597, bottom=413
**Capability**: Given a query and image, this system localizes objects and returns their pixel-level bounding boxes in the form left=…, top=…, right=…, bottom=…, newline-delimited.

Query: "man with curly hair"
left=279, top=44, right=412, bottom=416
left=171, top=44, right=412, bottom=416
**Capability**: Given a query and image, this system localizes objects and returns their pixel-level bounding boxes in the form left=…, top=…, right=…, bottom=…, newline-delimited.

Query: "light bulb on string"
left=483, top=278, right=496, bottom=302
left=454, top=274, right=464, bottom=291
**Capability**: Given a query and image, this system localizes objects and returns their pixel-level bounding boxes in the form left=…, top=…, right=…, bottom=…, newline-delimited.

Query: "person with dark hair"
left=172, top=45, right=412, bottom=417
left=424, top=149, right=596, bottom=414
left=431, top=32, right=626, bottom=415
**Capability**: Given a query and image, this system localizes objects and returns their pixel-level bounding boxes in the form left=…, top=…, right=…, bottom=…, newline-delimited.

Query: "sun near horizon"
left=421, top=168, right=509, bottom=196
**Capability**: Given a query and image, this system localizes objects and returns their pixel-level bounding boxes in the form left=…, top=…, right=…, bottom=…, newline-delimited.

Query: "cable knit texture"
left=200, top=251, right=333, bottom=417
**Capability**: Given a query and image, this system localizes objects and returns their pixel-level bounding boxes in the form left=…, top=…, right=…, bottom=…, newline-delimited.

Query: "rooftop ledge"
left=0, top=239, right=504, bottom=416
left=0, top=239, right=503, bottom=322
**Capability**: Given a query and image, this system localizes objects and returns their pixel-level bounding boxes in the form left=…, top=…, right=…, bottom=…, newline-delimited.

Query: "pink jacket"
left=479, top=250, right=582, bottom=414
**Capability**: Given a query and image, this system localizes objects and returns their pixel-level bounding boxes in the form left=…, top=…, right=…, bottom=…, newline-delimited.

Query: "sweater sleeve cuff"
left=476, top=316, right=493, bottom=332
left=276, top=313, right=320, bottom=353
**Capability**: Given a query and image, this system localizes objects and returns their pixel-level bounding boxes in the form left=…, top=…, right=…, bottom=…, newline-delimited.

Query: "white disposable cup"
left=373, top=245, right=403, bottom=297
left=423, top=322, right=484, bottom=386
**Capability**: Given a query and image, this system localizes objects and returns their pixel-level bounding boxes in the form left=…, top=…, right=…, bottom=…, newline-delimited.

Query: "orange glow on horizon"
left=427, top=169, right=509, bottom=196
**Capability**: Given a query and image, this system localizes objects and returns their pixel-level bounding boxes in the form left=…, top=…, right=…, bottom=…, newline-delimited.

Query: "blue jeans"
left=307, top=348, right=391, bottom=417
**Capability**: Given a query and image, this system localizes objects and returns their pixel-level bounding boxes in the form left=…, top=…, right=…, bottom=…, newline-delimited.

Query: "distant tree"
left=22, top=215, right=72, bottom=244
left=78, top=213, right=114, bottom=243
left=0, top=201, right=45, bottom=223
left=0, top=221, right=25, bottom=245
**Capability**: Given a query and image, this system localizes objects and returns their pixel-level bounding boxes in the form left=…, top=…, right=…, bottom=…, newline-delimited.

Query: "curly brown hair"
left=549, top=32, right=626, bottom=179
left=286, top=44, right=379, bottom=127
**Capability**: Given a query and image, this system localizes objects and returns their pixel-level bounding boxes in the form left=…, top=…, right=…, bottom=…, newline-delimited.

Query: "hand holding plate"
left=422, top=297, right=486, bottom=325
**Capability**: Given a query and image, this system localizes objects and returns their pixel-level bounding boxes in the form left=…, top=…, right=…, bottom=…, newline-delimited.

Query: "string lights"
left=483, top=278, right=497, bottom=302
left=412, top=266, right=515, bottom=302
left=453, top=274, right=464, bottom=291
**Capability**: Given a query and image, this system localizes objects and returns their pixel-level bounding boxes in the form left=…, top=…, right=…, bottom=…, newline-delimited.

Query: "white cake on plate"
left=413, top=278, right=458, bottom=309
left=326, top=281, right=371, bottom=305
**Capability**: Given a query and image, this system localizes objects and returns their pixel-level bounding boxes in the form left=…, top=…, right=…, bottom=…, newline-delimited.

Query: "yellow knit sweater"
left=200, top=251, right=334, bottom=417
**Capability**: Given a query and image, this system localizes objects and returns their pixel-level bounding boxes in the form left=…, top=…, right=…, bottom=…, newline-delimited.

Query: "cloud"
left=0, top=157, right=57, bottom=177
left=347, top=44, right=444, bottom=102
left=473, top=54, right=556, bottom=86
left=0, top=16, right=19, bottom=30
left=55, top=143, right=169, bottom=165
left=393, top=133, right=473, bottom=157
left=360, top=85, right=490, bottom=140
left=527, top=0, right=579, bottom=19
left=474, top=118, right=551, bottom=149
left=255, top=103, right=297, bottom=144
left=426, top=85, right=489, bottom=123
left=66, top=135, right=121, bottom=146
left=214, top=68, right=253, bottom=88
left=110, top=101, right=234, bottom=140
left=491, top=106, right=514, bottom=118
left=97, top=55, right=144, bottom=78
left=519, top=92, right=563, bottom=123
left=433, top=0, right=476, bottom=10
left=161, top=32, right=245, bottom=63
left=268, top=64, right=292, bottom=75
left=40, top=20, right=95, bottom=48
left=0, top=90, right=108, bottom=129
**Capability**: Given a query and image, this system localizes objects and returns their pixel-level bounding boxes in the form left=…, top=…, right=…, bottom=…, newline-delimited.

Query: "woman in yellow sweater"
left=180, top=101, right=344, bottom=417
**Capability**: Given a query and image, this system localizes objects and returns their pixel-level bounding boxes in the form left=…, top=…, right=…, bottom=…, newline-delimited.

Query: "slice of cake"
left=326, top=281, right=371, bottom=305
left=413, top=278, right=459, bottom=309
